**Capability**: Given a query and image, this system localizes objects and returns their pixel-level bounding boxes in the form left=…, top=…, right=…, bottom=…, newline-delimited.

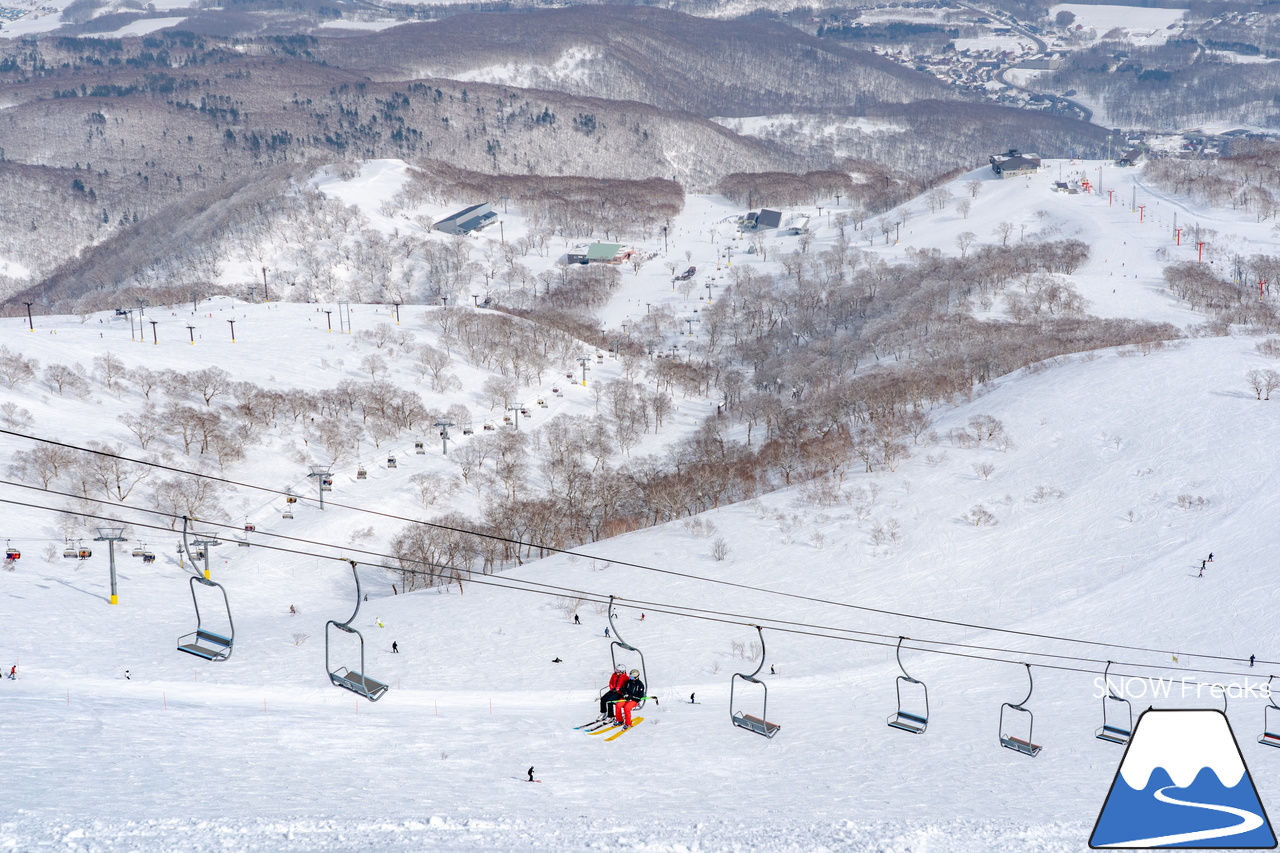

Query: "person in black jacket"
left=613, top=669, right=645, bottom=728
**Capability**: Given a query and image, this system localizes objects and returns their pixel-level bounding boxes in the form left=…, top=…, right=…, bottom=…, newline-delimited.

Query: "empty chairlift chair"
left=730, top=625, right=780, bottom=738
left=62, top=542, right=78, bottom=559
left=131, top=543, right=146, bottom=558
left=1095, top=661, right=1133, bottom=746
left=176, top=575, right=235, bottom=661
left=887, top=636, right=929, bottom=735
left=325, top=561, right=389, bottom=702
left=1261, top=676, right=1280, bottom=749
left=999, top=663, right=1042, bottom=757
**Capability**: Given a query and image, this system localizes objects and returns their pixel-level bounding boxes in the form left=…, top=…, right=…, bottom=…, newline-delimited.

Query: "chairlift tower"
left=308, top=464, right=333, bottom=510
left=577, top=356, right=591, bottom=386
left=434, top=420, right=456, bottom=455
left=338, top=300, right=351, bottom=334
left=94, top=526, right=127, bottom=605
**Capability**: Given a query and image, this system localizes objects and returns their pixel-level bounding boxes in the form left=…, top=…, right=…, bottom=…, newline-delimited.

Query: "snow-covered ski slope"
left=3, top=160, right=1280, bottom=852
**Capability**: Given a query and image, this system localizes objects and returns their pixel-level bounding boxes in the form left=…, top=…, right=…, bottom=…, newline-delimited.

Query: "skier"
left=1251, top=655, right=1256, bottom=668
left=599, top=666, right=629, bottom=719
left=614, top=669, right=646, bottom=729
left=573, top=614, right=580, bottom=625
left=604, top=628, right=610, bottom=638
left=289, top=605, right=297, bottom=615
left=552, top=657, right=562, bottom=664
left=770, top=665, right=775, bottom=675
left=392, top=641, right=399, bottom=654
left=527, top=767, right=535, bottom=782
left=124, top=670, right=130, bottom=680
left=8, top=664, right=15, bottom=680
left=640, top=613, right=645, bottom=621
left=1199, top=560, right=1206, bottom=577
left=690, top=693, right=696, bottom=704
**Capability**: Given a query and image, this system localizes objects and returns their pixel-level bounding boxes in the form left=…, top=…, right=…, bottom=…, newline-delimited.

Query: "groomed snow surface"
left=3, top=160, right=1280, bottom=852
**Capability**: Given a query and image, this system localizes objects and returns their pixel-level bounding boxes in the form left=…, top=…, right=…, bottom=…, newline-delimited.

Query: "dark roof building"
left=434, top=202, right=497, bottom=235
left=739, top=208, right=782, bottom=232
left=1115, top=148, right=1145, bottom=167
left=989, top=150, right=1042, bottom=179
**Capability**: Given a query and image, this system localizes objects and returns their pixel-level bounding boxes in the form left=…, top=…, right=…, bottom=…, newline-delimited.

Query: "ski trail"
left=1104, top=785, right=1264, bottom=847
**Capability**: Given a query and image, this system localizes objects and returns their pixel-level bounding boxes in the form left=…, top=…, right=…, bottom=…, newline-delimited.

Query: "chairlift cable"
left=0, top=484, right=1266, bottom=687
left=0, top=428, right=1265, bottom=669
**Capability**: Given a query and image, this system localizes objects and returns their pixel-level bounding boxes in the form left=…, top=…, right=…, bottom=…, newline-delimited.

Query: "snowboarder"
left=392, top=641, right=399, bottom=654
left=690, top=693, right=696, bottom=704
left=527, top=767, right=535, bottom=782
left=8, top=665, right=15, bottom=679
left=124, top=670, right=130, bottom=680
left=599, top=666, right=629, bottom=719
left=552, top=657, right=562, bottom=664
left=640, top=613, right=645, bottom=621
left=770, top=665, right=775, bottom=675
left=573, top=614, right=580, bottom=625
left=1251, top=655, right=1256, bottom=667
left=604, top=628, right=610, bottom=638
left=289, top=605, right=297, bottom=615
left=614, top=669, right=645, bottom=729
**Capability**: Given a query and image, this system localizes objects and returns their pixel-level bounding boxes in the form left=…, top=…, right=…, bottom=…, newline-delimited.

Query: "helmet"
left=629, top=669, right=640, bottom=678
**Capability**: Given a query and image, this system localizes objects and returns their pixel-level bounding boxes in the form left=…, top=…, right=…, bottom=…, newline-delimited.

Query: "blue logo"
left=1091, top=709, right=1276, bottom=848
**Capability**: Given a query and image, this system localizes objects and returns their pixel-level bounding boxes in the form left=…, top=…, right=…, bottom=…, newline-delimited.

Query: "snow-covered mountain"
left=4, top=159, right=1280, bottom=852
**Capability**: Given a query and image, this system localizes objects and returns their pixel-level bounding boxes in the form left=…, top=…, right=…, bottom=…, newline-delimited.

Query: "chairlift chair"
left=605, top=595, right=649, bottom=710
left=357, top=466, right=367, bottom=480
left=176, top=575, right=234, bottom=662
left=131, top=544, right=146, bottom=558
left=282, top=508, right=294, bottom=520
left=5, top=541, right=18, bottom=561
left=387, top=455, right=397, bottom=468
left=730, top=625, right=781, bottom=738
left=414, top=441, right=425, bottom=454
left=244, top=522, right=256, bottom=533
left=1096, top=661, right=1133, bottom=746
left=1260, top=676, right=1280, bottom=748
left=325, top=561, right=389, bottom=702
left=887, top=637, right=929, bottom=734
left=77, top=547, right=92, bottom=560
left=320, top=476, right=333, bottom=491
left=285, top=494, right=298, bottom=504
left=142, top=550, right=156, bottom=564
left=999, top=663, right=1042, bottom=757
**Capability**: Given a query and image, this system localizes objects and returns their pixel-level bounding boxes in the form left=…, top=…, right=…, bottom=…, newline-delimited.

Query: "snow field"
left=2, top=159, right=1280, bottom=850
